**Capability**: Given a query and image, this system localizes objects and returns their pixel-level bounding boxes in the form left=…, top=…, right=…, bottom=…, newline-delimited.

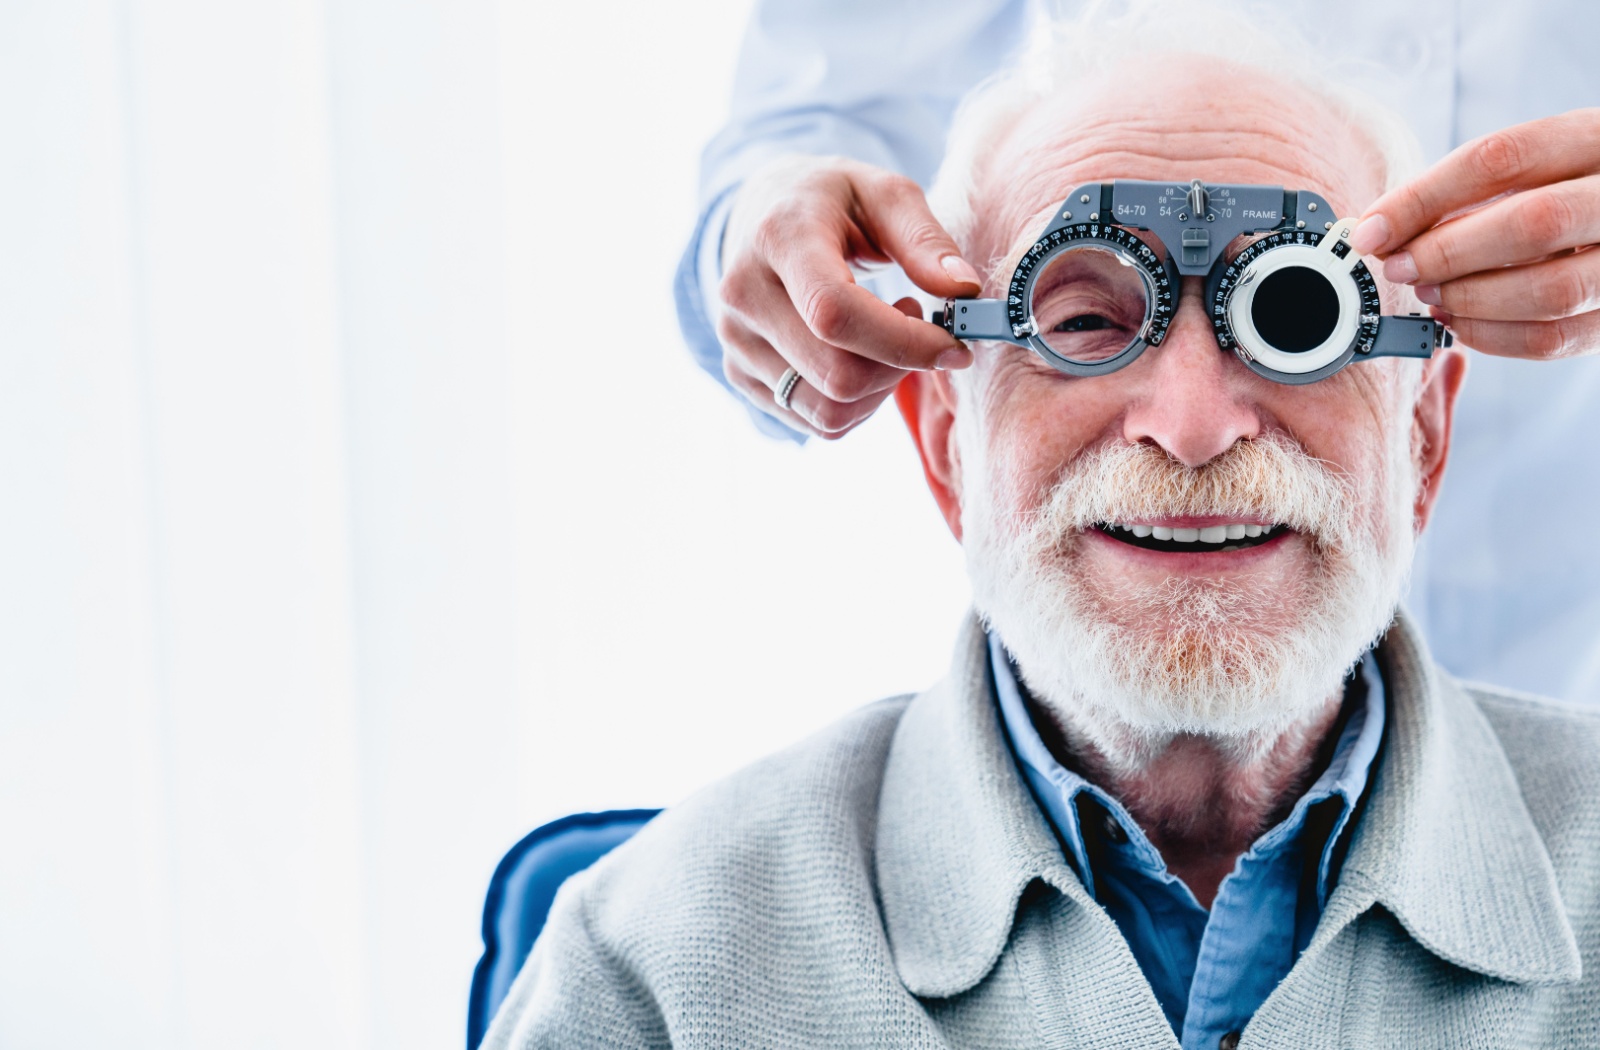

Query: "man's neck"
left=1026, top=693, right=1346, bottom=909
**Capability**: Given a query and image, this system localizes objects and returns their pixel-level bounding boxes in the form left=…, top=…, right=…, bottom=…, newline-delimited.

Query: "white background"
left=0, top=1, right=970, bottom=1047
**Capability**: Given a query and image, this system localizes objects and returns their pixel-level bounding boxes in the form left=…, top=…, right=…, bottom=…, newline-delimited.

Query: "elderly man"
left=695, top=0, right=1600, bottom=708
left=486, top=28, right=1600, bottom=1050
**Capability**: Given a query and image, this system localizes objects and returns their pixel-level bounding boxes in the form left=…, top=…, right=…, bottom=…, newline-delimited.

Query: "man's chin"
left=1075, top=568, right=1314, bottom=637
left=1054, top=623, right=1341, bottom=735
left=980, top=566, right=1397, bottom=763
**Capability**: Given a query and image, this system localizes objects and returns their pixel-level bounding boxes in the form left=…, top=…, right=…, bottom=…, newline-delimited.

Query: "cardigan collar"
left=874, top=611, right=1581, bottom=999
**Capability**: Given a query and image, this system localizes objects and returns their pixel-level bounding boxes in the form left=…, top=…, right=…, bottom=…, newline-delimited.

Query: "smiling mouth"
left=1095, top=522, right=1288, bottom=553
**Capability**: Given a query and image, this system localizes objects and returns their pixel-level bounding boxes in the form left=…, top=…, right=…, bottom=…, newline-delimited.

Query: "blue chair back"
left=468, top=808, right=660, bottom=1049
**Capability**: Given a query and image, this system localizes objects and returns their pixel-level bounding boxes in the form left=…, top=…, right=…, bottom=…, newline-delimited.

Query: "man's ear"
left=894, top=371, right=965, bottom=540
left=1410, top=348, right=1468, bottom=533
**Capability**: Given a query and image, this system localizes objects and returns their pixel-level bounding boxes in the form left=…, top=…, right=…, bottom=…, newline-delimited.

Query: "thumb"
left=855, top=172, right=984, bottom=298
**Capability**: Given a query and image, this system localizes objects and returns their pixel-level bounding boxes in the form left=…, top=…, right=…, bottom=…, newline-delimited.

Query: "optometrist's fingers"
left=718, top=314, right=886, bottom=437
left=720, top=155, right=976, bottom=374
left=846, top=167, right=985, bottom=299
left=797, top=383, right=894, bottom=439
left=1378, top=173, right=1600, bottom=286
left=1430, top=307, right=1600, bottom=362
left=722, top=355, right=817, bottom=435
left=719, top=265, right=913, bottom=406
left=758, top=229, right=974, bottom=372
left=1352, top=109, right=1600, bottom=256
left=1416, top=247, right=1600, bottom=322
left=723, top=348, right=884, bottom=440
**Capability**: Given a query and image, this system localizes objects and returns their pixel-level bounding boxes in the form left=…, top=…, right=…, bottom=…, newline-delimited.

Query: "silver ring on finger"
left=774, top=367, right=802, bottom=411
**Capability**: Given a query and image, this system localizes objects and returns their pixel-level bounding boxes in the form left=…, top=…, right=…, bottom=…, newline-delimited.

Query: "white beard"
left=960, top=420, right=1417, bottom=772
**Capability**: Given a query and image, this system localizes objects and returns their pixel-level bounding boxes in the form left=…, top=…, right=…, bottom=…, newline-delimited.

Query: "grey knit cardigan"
left=485, top=614, right=1600, bottom=1048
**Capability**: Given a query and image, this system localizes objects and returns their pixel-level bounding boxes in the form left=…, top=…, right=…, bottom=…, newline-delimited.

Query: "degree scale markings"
left=1009, top=223, right=1175, bottom=344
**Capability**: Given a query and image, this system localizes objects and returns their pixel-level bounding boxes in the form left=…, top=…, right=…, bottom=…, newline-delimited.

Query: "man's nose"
left=1121, top=277, right=1262, bottom=467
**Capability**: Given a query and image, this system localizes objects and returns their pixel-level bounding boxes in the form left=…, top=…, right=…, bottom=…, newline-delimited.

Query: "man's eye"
left=1053, top=314, right=1115, bottom=333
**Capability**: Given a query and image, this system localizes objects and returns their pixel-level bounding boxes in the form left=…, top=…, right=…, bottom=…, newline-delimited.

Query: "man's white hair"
left=926, top=0, right=1428, bottom=256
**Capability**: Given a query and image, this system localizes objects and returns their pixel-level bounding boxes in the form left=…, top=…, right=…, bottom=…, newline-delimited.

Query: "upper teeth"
left=1110, top=522, right=1269, bottom=542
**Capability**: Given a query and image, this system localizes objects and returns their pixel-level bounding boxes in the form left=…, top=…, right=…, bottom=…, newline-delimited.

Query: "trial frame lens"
left=1027, top=243, right=1156, bottom=365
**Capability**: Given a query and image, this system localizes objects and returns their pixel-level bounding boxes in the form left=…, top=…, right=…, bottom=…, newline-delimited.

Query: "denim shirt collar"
left=988, top=631, right=1386, bottom=907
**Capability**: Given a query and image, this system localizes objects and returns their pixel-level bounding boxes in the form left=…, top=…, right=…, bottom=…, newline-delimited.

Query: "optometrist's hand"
left=1351, top=108, right=1600, bottom=360
left=715, top=155, right=982, bottom=438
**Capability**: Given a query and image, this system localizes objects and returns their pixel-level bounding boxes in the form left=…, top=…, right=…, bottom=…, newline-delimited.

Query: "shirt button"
left=1100, top=812, right=1128, bottom=845
left=1219, top=1031, right=1242, bottom=1050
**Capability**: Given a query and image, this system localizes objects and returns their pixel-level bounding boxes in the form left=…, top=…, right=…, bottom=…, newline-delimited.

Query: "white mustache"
left=1026, top=432, right=1361, bottom=552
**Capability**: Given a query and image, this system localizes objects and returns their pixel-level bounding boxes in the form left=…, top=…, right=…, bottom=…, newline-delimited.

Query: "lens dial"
left=1209, top=228, right=1381, bottom=382
left=1010, top=223, right=1173, bottom=377
left=1030, top=246, right=1154, bottom=364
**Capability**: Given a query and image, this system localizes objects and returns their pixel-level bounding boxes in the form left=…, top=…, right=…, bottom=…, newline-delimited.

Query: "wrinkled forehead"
left=970, top=59, right=1387, bottom=272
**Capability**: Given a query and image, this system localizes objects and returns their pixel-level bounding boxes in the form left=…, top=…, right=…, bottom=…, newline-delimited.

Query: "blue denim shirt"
left=989, top=632, right=1386, bottom=1049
